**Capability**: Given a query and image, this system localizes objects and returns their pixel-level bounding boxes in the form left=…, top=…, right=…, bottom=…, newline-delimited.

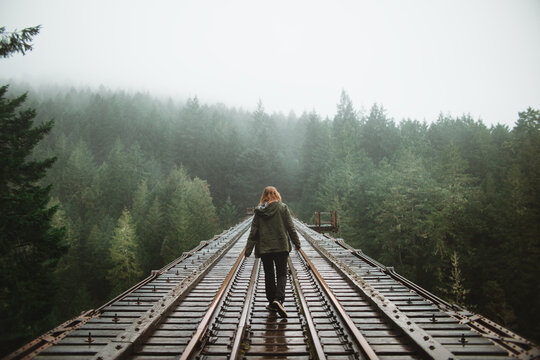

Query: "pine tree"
left=93, top=140, right=147, bottom=217
left=51, top=203, right=92, bottom=320
left=185, top=177, right=219, bottom=242
left=360, top=104, right=400, bottom=163
left=160, top=167, right=190, bottom=260
left=107, top=209, right=142, bottom=295
left=0, top=85, right=66, bottom=353
left=60, top=139, right=97, bottom=216
left=332, top=90, right=360, bottom=159
left=140, top=197, right=165, bottom=271
left=160, top=168, right=218, bottom=263
left=161, top=191, right=190, bottom=263
left=86, top=221, right=113, bottom=300
left=374, top=148, right=443, bottom=284
left=219, top=195, right=238, bottom=229
left=0, top=26, right=41, bottom=57
left=298, top=112, right=332, bottom=219
left=0, top=26, right=68, bottom=354
left=132, top=180, right=150, bottom=225
left=439, top=251, right=469, bottom=306
left=132, top=181, right=165, bottom=272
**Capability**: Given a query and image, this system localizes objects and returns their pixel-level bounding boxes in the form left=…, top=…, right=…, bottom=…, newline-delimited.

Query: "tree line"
left=1, top=82, right=538, bottom=353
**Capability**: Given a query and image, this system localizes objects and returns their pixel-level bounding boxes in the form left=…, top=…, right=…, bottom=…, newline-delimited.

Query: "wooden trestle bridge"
left=8, top=218, right=539, bottom=360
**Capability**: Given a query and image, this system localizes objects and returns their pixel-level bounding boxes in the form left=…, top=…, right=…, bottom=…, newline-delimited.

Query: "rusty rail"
left=89, top=224, right=247, bottom=360
left=6, top=236, right=217, bottom=360
left=288, top=256, right=327, bottom=360
left=297, top=247, right=379, bottom=360
left=179, top=248, right=247, bottom=360
left=229, top=258, right=260, bottom=360
left=4, top=310, right=94, bottom=360
left=332, top=235, right=540, bottom=359
left=296, top=223, right=456, bottom=360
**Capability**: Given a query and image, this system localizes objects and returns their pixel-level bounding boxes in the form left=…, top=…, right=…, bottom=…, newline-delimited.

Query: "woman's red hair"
left=259, top=186, right=282, bottom=205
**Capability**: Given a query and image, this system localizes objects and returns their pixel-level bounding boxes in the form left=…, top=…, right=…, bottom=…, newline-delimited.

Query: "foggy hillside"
left=2, top=82, right=538, bottom=353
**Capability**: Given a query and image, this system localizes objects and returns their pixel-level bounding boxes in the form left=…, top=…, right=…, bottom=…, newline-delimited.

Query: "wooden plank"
left=370, top=344, right=417, bottom=354
left=40, top=344, right=102, bottom=354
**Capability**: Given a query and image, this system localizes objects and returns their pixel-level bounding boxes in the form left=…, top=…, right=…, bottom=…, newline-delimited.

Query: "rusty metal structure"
left=8, top=218, right=539, bottom=360
left=309, top=211, right=338, bottom=233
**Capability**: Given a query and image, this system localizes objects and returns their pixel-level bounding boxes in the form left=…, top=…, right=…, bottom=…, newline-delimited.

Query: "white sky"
left=1, top=0, right=539, bottom=127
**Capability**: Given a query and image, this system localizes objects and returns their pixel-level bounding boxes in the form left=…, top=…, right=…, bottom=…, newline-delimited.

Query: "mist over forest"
left=1, top=80, right=538, bottom=354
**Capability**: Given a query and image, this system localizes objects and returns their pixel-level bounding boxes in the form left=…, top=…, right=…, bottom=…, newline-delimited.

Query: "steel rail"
left=229, top=258, right=260, bottom=360
left=178, top=247, right=247, bottom=360
left=4, top=310, right=94, bottom=360
left=287, top=256, right=327, bottom=360
left=8, top=252, right=193, bottom=360
left=94, top=230, right=223, bottom=316
left=158, top=239, right=210, bottom=273
left=297, top=247, right=379, bottom=360
left=455, top=313, right=540, bottom=360
left=387, top=265, right=539, bottom=359
left=90, top=224, right=248, bottom=360
left=329, top=227, right=540, bottom=359
left=7, top=255, right=175, bottom=359
left=333, top=236, right=455, bottom=310
left=7, top=230, right=227, bottom=360
left=296, top=225, right=456, bottom=360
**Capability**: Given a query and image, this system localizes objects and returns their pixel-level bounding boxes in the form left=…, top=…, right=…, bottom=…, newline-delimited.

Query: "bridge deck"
left=8, top=219, right=539, bottom=360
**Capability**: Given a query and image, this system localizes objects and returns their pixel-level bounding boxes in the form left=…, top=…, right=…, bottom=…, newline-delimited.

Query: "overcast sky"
left=1, top=0, right=539, bottom=127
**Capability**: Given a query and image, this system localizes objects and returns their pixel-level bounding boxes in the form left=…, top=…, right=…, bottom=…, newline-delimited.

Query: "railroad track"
left=8, top=218, right=539, bottom=360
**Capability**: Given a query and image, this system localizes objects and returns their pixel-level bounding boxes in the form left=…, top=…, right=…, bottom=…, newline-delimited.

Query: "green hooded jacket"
left=245, top=201, right=301, bottom=257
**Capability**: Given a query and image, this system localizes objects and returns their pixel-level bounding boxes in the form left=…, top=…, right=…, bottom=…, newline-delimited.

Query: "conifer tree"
left=160, top=168, right=218, bottom=263
left=0, top=25, right=41, bottom=57
left=132, top=180, right=150, bottom=225
left=219, top=195, right=238, bottom=229
left=85, top=216, right=115, bottom=301
left=50, top=201, right=87, bottom=319
left=132, top=181, right=165, bottom=272
left=0, top=87, right=66, bottom=351
left=439, top=251, right=469, bottom=306
left=360, top=104, right=400, bottom=163
left=161, top=191, right=190, bottom=263
left=140, top=197, right=165, bottom=271
left=332, top=90, right=360, bottom=159
left=107, top=209, right=142, bottom=295
left=60, top=139, right=97, bottom=215
left=0, top=26, right=68, bottom=354
left=374, top=148, right=443, bottom=284
left=186, top=178, right=219, bottom=242
left=298, top=113, right=332, bottom=218
left=160, top=167, right=190, bottom=263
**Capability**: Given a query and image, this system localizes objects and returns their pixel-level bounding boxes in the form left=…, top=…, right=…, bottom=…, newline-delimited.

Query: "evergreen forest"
left=1, top=81, right=539, bottom=354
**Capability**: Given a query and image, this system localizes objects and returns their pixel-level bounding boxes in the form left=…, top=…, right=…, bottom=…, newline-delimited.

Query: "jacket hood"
left=255, top=201, right=280, bottom=217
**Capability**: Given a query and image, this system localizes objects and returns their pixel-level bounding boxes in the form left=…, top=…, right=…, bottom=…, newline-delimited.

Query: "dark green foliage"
left=0, top=86, right=66, bottom=354
left=332, top=91, right=360, bottom=159
left=0, top=25, right=41, bottom=58
left=360, top=104, right=400, bottom=163
left=297, top=112, right=332, bottom=219
left=219, top=196, right=239, bottom=229
left=107, top=209, right=142, bottom=295
left=160, top=168, right=219, bottom=263
left=138, top=197, right=165, bottom=272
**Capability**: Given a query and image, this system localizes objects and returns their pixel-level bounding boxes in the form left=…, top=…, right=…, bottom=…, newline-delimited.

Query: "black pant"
left=261, top=251, right=289, bottom=304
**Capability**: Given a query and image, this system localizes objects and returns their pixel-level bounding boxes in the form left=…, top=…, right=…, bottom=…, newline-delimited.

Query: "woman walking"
left=245, top=186, right=301, bottom=318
